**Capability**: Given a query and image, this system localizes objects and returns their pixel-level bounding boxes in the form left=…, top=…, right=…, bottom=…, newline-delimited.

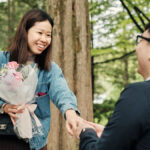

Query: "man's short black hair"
left=145, top=22, right=150, bottom=32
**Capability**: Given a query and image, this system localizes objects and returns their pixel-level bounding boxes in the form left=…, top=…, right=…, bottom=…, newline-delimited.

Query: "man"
left=77, top=23, right=150, bottom=150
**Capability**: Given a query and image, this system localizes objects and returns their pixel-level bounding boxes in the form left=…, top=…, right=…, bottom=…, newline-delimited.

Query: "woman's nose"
left=40, top=35, right=47, bottom=42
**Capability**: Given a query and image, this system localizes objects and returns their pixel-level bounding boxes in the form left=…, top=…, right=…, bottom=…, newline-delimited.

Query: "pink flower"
left=7, top=61, right=19, bottom=70
left=13, top=72, right=23, bottom=82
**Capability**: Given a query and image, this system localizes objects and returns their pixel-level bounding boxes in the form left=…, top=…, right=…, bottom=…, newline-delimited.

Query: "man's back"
left=80, top=80, right=150, bottom=150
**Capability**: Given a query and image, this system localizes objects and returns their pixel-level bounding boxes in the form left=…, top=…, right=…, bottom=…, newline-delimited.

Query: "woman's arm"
left=47, top=62, right=81, bottom=136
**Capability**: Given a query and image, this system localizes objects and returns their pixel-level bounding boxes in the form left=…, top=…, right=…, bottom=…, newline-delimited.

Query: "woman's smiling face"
left=27, top=20, right=52, bottom=56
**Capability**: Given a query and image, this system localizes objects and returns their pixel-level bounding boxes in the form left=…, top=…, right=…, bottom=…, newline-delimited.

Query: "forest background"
left=0, top=0, right=150, bottom=150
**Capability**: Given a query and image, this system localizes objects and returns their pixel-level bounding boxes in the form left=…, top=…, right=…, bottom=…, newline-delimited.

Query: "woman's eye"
left=47, top=34, right=51, bottom=37
left=38, top=32, right=42, bottom=34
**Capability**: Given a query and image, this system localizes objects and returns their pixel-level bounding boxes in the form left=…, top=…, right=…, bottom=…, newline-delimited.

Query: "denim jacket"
left=0, top=51, right=79, bottom=150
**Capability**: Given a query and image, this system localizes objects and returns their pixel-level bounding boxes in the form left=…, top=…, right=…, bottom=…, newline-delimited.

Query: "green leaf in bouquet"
left=17, top=65, right=30, bottom=81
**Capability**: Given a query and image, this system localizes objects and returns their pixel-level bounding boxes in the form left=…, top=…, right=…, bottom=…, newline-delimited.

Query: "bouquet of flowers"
left=0, top=61, right=43, bottom=139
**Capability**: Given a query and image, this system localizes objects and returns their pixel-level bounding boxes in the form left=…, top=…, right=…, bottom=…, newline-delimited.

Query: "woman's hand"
left=75, top=119, right=95, bottom=139
left=65, top=109, right=83, bottom=138
left=65, top=109, right=104, bottom=139
left=84, top=120, right=104, bottom=138
left=75, top=120, right=104, bottom=139
left=3, top=104, right=25, bottom=123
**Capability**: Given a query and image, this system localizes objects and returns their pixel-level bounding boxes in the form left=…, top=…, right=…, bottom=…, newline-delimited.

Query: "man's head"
left=136, top=23, right=150, bottom=79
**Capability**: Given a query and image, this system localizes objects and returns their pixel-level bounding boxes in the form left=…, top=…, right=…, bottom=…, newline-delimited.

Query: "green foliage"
left=93, top=99, right=116, bottom=125
left=90, top=0, right=149, bottom=125
left=91, top=47, right=115, bottom=56
left=0, top=0, right=149, bottom=127
left=0, top=0, right=46, bottom=50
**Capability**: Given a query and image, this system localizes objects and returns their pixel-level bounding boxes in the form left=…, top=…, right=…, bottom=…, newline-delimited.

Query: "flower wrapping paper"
left=0, top=62, right=43, bottom=139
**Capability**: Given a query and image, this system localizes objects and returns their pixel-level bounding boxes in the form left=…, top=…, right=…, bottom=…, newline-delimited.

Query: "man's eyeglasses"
left=136, top=35, right=150, bottom=45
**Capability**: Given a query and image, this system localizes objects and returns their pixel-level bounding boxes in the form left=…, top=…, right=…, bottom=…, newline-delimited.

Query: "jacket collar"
left=145, top=77, right=150, bottom=81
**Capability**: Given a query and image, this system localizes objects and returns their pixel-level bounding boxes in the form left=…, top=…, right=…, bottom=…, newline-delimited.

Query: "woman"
left=0, top=9, right=81, bottom=150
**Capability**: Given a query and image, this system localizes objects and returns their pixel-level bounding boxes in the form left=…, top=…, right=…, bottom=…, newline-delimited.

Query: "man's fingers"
left=97, top=132, right=102, bottom=138
left=84, top=121, right=96, bottom=127
left=83, top=120, right=104, bottom=138
left=85, top=121, right=104, bottom=131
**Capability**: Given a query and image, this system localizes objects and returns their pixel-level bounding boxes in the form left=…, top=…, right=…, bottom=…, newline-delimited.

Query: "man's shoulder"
left=126, top=81, right=150, bottom=90
left=121, top=81, right=150, bottom=98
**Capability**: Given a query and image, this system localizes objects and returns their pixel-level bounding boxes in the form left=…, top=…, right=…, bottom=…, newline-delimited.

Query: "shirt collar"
left=145, top=77, right=150, bottom=81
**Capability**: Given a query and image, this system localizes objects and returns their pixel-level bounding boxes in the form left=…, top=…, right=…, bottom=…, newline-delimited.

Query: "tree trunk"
left=123, top=48, right=128, bottom=88
left=7, top=0, right=15, bottom=44
left=46, top=0, right=93, bottom=150
left=7, top=0, right=11, bottom=42
left=90, top=0, right=94, bottom=101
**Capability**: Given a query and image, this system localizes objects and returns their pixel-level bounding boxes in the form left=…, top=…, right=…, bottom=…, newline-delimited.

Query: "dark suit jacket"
left=80, top=81, right=150, bottom=150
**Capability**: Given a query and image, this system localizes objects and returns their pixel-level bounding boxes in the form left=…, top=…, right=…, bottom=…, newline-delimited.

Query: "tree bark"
left=46, top=0, right=93, bottom=150
left=7, top=0, right=11, bottom=42
left=7, top=0, right=15, bottom=44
